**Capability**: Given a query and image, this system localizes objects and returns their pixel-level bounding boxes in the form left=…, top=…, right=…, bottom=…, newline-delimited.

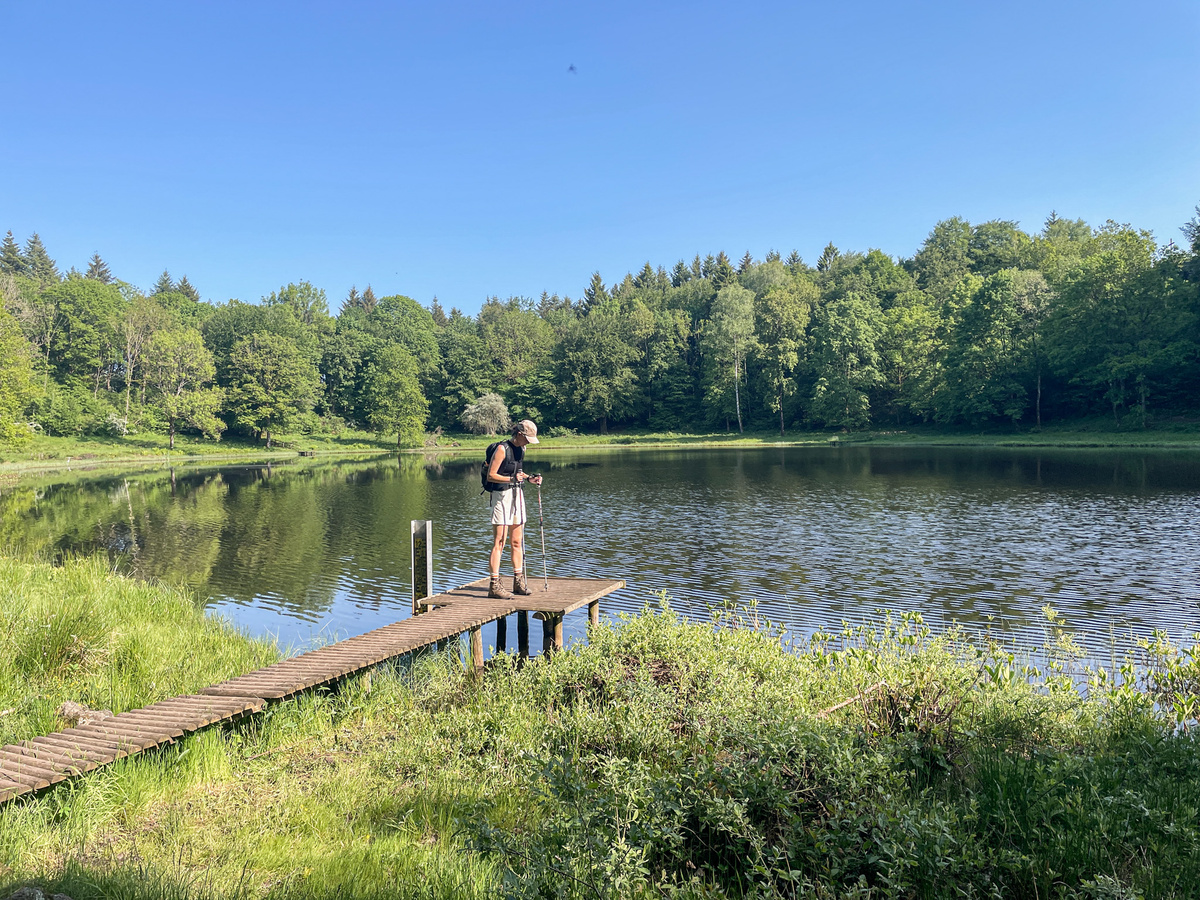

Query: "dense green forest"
left=2, top=207, right=1199, bottom=449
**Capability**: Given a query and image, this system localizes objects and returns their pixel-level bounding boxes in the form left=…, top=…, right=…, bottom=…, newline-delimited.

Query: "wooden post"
left=469, top=626, right=483, bottom=674
left=496, top=615, right=508, bottom=653
left=517, top=610, right=529, bottom=659
left=588, top=600, right=599, bottom=628
left=411, top=520, right=433, bottom=615
left=541, top=614, right=563, bottom=656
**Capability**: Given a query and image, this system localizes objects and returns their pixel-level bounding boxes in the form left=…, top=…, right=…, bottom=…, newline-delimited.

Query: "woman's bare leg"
left=490, top=524, right=509, bottom=575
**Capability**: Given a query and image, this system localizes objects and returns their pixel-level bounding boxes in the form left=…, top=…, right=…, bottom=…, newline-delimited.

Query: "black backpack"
left=480, top=441, right=512, bottom=493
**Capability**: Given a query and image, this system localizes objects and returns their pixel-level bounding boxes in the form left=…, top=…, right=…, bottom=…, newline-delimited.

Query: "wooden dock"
left=0, top=576, right=624, bottom=806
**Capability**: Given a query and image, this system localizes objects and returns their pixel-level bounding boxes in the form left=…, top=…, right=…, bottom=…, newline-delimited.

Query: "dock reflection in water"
left=3, top=446, right=1199, bottom=651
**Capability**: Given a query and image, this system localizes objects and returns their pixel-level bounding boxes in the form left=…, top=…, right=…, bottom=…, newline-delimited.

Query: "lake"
left=4, top=445, right=1199, bottom=653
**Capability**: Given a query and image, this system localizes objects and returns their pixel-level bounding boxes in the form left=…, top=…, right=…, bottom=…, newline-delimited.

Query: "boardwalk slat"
left=35, top=732, right=129, bottom=759
left=4, top=742, right=97, bottom=772
left=28, top=739, right=111, bottom=767
left=0, top=753, right=58, bottom=787
left=66, top=725, right=162, bottom=751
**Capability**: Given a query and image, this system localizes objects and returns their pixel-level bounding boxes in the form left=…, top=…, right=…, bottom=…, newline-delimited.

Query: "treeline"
left=2, top=208, right=1199, bottom=448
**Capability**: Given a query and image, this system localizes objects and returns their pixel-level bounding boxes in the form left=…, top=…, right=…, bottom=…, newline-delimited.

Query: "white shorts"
left=488, top=487, right=527, bottom=526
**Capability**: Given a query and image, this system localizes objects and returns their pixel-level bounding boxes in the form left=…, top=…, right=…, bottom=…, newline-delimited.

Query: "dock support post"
left=588, top=600, right=599, bottom=628
left=517, top=610, right=529, bottom=659
left=411, top=520, right=433, bottom=615
left=541, top=614, right=563, bottom=656
left=496, top=615, right=507, bottom=653
left=469, top=626, right=483, bottom=674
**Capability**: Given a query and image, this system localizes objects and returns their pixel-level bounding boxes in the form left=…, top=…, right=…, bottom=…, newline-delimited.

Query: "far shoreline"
left=4, top=423, right=1200, bottom=482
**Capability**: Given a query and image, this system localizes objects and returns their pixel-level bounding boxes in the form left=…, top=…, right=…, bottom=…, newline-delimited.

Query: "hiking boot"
left=513, top=570, right=533, bottom=596
left=488, top=575, right=513, bottom=600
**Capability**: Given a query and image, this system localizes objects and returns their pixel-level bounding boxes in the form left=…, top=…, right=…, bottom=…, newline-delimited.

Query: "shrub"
left=461, top=392, right=511, bottom=435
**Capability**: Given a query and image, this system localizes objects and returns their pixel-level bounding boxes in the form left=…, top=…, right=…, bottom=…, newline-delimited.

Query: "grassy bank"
left=0, top=556, right=279, bottom=746
left=2, top=558, right=1200, bottom=899
left=5, top=420, right=1200, bottom=478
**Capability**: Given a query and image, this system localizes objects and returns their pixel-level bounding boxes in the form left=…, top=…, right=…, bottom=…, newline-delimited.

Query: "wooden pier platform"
left=0, top=576, right=624, bottom=806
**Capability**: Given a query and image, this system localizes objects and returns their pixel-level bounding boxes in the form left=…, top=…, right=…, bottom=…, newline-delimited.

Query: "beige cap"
left=514, top=419, right=539, bottom=443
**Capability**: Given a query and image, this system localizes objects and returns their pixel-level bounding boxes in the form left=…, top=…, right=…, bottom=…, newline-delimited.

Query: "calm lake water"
left=4, top=446, right=1199, bottom=652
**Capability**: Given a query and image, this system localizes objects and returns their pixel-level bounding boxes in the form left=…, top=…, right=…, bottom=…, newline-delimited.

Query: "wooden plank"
left=0, top=753, right=57, bottom=787
left=0, top=747, right=69, bottom=780
left=3, top=742, right=97, bottom=772
left=66, top=724, right=162, bottom=751
left=28, top=738, right=112, bottom=767
left=35, top=732, right=128, bottom=759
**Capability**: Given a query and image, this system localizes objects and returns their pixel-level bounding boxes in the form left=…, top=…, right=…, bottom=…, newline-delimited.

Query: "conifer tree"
left=712, top=251, right=736, bottom=288
left=361, top=285, right=378, bottom=312
left=690, top=255, right=704, bottom=280
left=85, top=253, right=113, bottom=283
left=344, top=286, right=362, bottom=310
left=671, top=260, right=690, bottom=287
left=785, top=250, right=803, bottom=273
left=765, top=249, right=781, bottom=263
left=0, top=231, right=25, bottom=276
left=633, top=262, right=655, bottom=289
left=583, top=272, right=610, bottom=310
left=429, top=296, right=447, bottom=326
left=23, top=233, right=59, bottom=285
left=817, top=243, right=841, bottom=272
left=739, top=251, right=754, bottom=274
left=177, top=275, right=200, bottom=303
left=153, top=270, right=175, bottom=295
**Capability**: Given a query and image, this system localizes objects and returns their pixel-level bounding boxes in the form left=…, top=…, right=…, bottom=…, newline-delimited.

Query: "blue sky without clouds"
left=2, top=1, right=1198, bottom=313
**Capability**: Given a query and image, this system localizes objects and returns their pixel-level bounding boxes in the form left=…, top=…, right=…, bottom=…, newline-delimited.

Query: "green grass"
left=6, top=419, right=1200, bottom=479
left=2, top=563, right=1200, bottom=899
left=0, top=556, right=280, bottom=746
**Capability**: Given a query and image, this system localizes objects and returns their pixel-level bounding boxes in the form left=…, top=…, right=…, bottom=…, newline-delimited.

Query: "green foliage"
left=4, top=203, right=1200, bottom=446
left=2, top=576, right=1200, bottom=900
left=0, top=306, right=38, bottom=444
left=363, top=343, right=428, bottom=447
left=461, top=391, right=511, bottom=435
left=143, top=328, right=225, bottom=448
left=225, top=331, right=321, bottom=447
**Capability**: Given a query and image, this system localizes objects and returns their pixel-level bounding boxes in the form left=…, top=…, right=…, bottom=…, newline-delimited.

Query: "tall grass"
left=0, top=555, right=279, bottom=746
left=2, top=564, right=1199, bottom=899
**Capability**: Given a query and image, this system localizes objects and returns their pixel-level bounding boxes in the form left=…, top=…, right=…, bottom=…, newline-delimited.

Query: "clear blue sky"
left=2, top=1, right=1197, bottom=313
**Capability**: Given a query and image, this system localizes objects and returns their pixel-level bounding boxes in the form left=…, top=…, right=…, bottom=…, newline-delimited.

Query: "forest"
left=2, top=207, right=1199, bottom=449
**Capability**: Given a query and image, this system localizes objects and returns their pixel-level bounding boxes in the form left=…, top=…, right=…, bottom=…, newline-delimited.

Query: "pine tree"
left=712, top=251, right=735, bottom=288
left=738, top=251, right=754, bottom=274
left=361, top=285, right=378, bottom=312
left=765, top=249, right=781, bottom=263
left=1, top=231, right=25, bottom=275
left=633, top=262, right=655, bottom=289
left=24, top=233, right=59, bottom=284
left=583, top=272, right=610, bottom=310
left=153, top=270, right=175, bottom=295
left=785, top=250, right=803, bottom=273
left=817, top=243, right=841, bottom=272
left=690, top=255, right=703, bottom=280
left=85, top=253, right=113, bottom=283
left=344, top=285, right=362, bottom=310
left=429, top=296, right=447, bottom=326
left=177, top=275, right=200, bottom=303
left=671, top=261, right=690, bottom=287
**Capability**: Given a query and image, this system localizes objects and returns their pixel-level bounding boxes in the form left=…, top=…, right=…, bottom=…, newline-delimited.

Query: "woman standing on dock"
left=485, top=419, right=543, bottom=599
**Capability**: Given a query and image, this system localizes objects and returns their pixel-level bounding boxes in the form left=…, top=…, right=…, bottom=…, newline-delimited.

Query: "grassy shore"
left=2, top=558, right=1200, bottom=899
left=6, top=421, right=1200, bottom=481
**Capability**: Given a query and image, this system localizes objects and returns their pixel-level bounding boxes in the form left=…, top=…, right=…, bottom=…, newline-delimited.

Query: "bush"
left=461, top=392, right=511, bottom=435
left=31, top=383, right=118, bottom=436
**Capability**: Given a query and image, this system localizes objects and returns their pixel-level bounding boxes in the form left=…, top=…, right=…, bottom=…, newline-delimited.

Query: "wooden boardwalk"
left=0, top=576, right=624, bottom=806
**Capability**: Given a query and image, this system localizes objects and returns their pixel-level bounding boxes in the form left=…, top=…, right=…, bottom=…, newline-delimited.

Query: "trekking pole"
left=536, top=481, right=549, bottom=590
